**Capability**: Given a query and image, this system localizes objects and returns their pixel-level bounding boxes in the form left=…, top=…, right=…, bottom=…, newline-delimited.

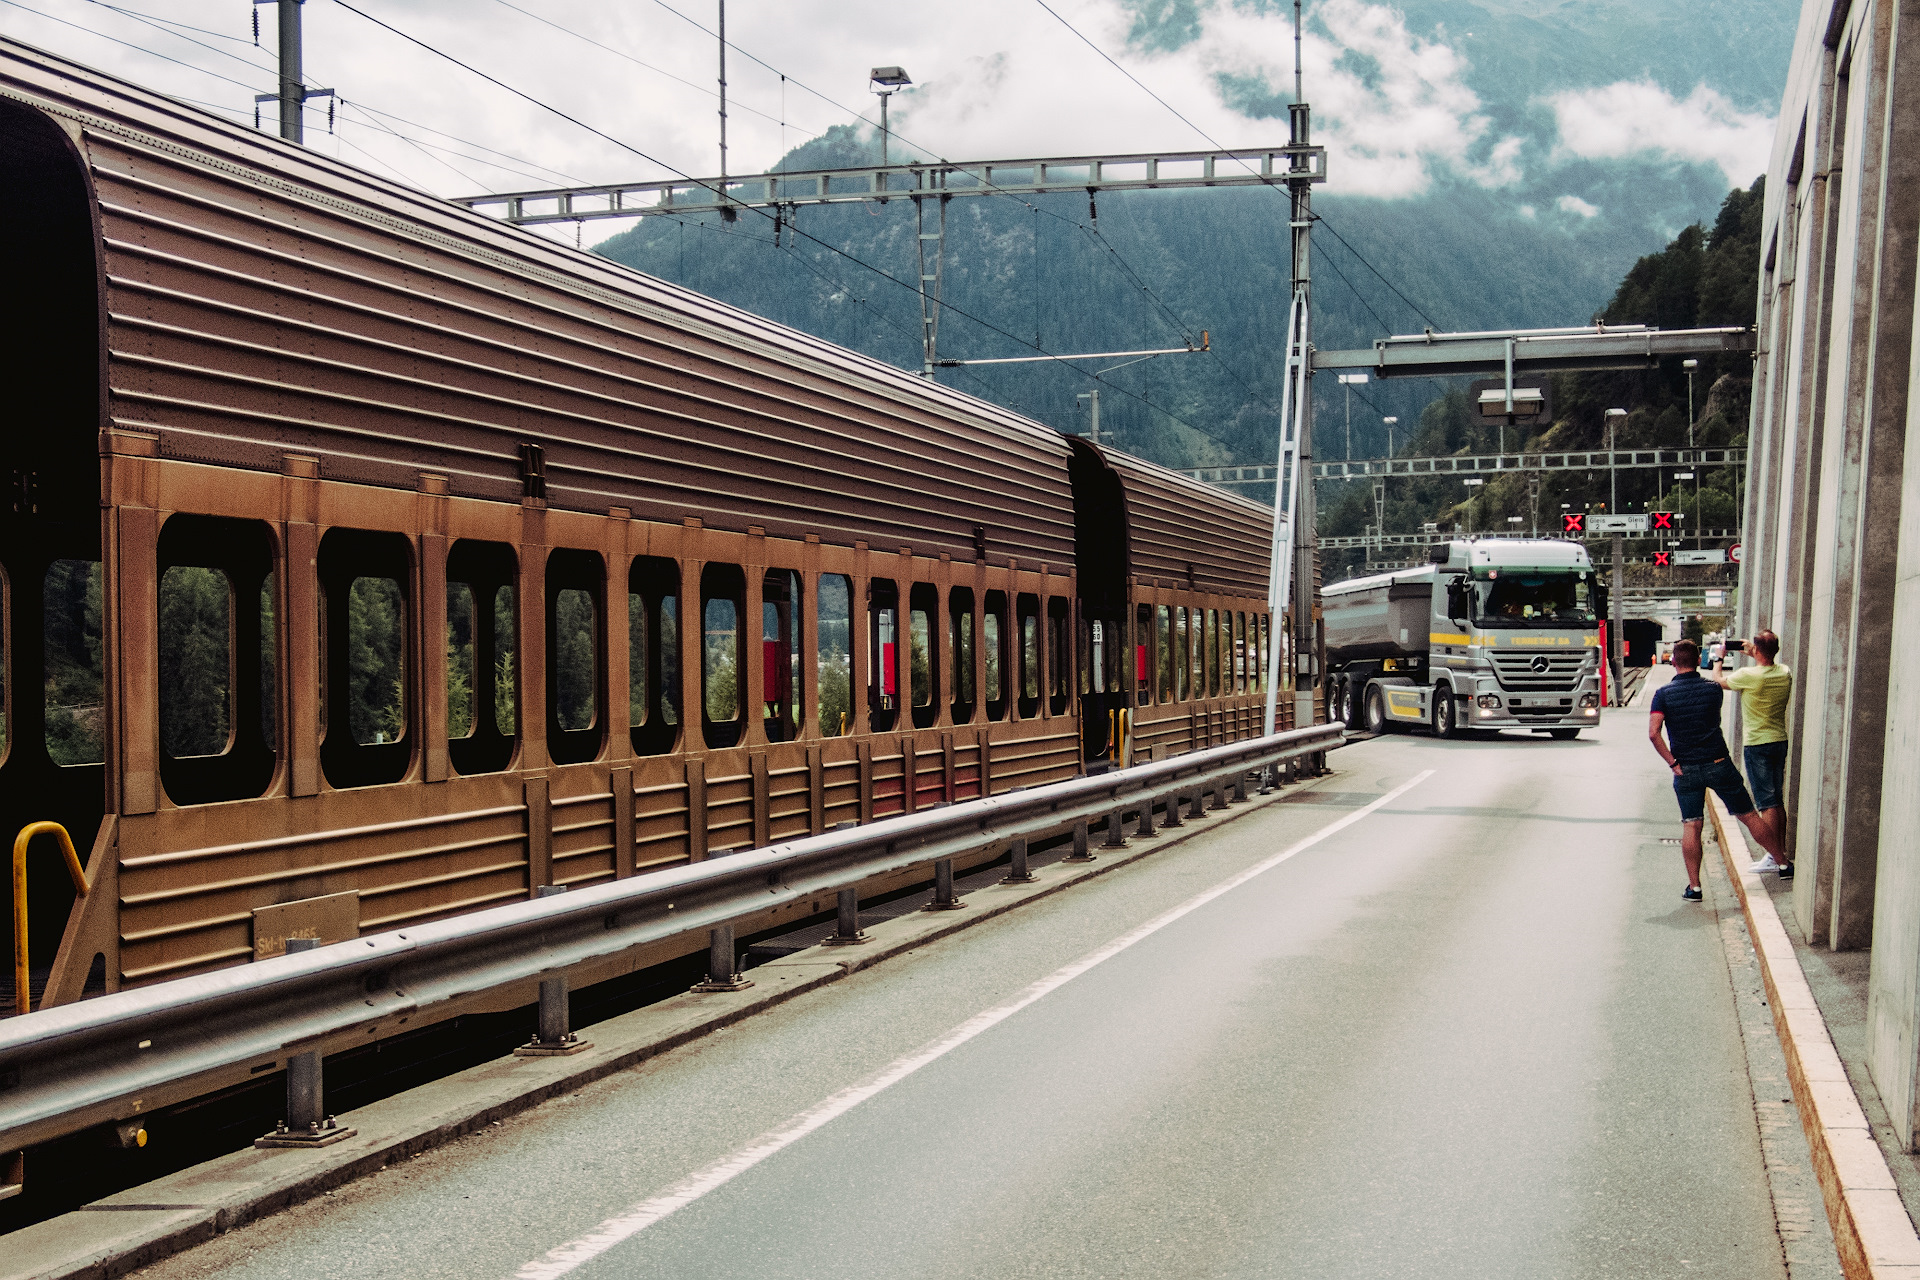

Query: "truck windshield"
left=1475, top=572, right=1596, bottom=628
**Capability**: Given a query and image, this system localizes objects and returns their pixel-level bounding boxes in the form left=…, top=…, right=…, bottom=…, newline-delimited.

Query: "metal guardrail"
left=0, top=723, right=1341, bottom=1155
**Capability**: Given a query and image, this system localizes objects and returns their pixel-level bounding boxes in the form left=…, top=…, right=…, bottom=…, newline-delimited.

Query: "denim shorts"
left=1672, top=758, right=1755, bottom=823
left=1745, top=741, right=1789, bottom=812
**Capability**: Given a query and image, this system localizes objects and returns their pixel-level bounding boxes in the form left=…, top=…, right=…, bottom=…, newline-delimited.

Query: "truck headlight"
left=1476, top=694, right=1500, bottom=710
left=1579, top=692, right=1599, bottom=708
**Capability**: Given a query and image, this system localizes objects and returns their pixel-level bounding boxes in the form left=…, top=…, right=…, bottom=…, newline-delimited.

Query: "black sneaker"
left=1682, top=886, right=1704, bottom=902
left=1778, top=863, right=1794, bottom=882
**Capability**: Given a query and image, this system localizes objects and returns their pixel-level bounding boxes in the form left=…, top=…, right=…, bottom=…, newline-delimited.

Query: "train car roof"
left=0, top=37, right=1090, bottom=565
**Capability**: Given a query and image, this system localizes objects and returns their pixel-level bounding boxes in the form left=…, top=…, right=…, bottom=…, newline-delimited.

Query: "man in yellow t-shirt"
left=1711, top=629, right=1793, bottom=865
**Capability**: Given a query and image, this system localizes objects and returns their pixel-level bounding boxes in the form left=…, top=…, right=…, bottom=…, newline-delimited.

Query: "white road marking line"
left=512, top=769, right=1435, bottom=1279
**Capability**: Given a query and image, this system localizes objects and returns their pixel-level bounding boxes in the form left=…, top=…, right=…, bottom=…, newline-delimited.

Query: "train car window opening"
left=44, top=559, right=104, bottom=767
left=447, top=583, right=477, bottom=740
left=868, top=578, right=899, bottom=733
left=817, top=573, right=852, bottom=737
left=1235, top=612, right=1247, bottom=693
left=553, top=588, right=599, bottom=733
left=1173, top=607, right=1190, bottom=701
left=909, top=582, right=938, bottom=729
left=1047, top=597, right=1070, bottom=715
left=1016, top=594, right=1040, bottom=719
left=349, top=578, right=407, bottom=746
left=949, top=588, right=976, bottom=724
left=158, top=566, right=234, bottom=758
left=762, top=569, right=801, bottom=742
left=318, top=529, right=413, bottom=789
left=1135, top=605, right=1152, bottom=706
left=1106, top=616, right=1124, bottom=695
left=446, top=541, right=518, bottom=776
left=702, top=563, right=745, bottom=749
left=629, top=556, right=681, bottom=756
left=982, top=589, right=1007, bottom=722
left=156, top=517, right=280, bottom=804
left=1258, top=614, right=1269, bottom=693
left=1204, top=608, right=1220, bottom=698
left=1087, top=619, right=1103, bottom=696
left=1153, top=605, right=1170, bottom=704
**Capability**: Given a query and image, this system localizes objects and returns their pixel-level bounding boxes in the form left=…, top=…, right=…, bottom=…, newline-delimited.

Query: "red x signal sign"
left=1652, top=512, right=1674, bottom=530
left=1562, top=513, right=1585, bottom=534
left=1654, top=551, right=1672, bottom=567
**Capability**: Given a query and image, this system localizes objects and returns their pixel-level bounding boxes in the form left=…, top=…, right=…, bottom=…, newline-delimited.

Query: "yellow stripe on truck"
left=1430, top=632, right=1470, bottom=646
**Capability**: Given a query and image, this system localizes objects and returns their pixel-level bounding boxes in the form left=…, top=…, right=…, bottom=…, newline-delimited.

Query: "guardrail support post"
left=516, top=887, right=592, bottom=1055
left=1136, top=799, right=1159, bottom=838
left=1001, top=837, right=1035, bottom=883
left=925, top=858, right=967, bottom=910
left=1209, top=783, right=1228, bottom=811
left=1103, top=806, right=1128, bottom=847
left=821, top=888, right=869, bottom=944
left=1065, top=819, right=1095, bottom=863
left=1259, top=764, right=1274, bottom=795
left=1188, top=789, right=1208, bottom=820
left=1232, top=773, right=1249, bottom=803
left=255, top=938, right=357, bottom=1149
left=693, top=923, right=753, bottom=991
left=1162, top=792, right=1183, bottom=829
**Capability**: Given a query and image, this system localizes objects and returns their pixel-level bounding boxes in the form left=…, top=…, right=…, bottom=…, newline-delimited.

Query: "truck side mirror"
left=1445, top=580, right=1470, bottom=622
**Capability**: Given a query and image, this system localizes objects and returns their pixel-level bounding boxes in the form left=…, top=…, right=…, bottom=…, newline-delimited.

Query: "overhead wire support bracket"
left=453, top=146, right=1327, bottom=225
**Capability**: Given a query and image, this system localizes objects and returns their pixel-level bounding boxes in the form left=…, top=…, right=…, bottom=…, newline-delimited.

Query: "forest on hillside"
left=1316, top=177, right=1764, bottom=580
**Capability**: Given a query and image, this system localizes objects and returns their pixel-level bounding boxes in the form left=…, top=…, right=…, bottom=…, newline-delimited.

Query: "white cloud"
left=1557, top=194, right=1600, bottom=218
left=0, top=0, right=1519, bottom=211
left=1548, top=80, right=1773, bottom=186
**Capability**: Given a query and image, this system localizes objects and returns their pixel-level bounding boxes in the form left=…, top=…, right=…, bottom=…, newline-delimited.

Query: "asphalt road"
left=142, top=710, right=1788, bottom=1280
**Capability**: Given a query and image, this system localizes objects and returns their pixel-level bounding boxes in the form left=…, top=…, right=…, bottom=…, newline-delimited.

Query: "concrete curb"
left=7, top=771, right=1334, bottom=1280
left=1709, top=794, right=1920, bottom=1279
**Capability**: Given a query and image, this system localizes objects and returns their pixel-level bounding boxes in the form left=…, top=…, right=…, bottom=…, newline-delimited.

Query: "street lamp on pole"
left=869, top=66, right=912, bottom=167
left=1605, top=408, right=1627, bottom=515
left=1383, top=415, right=1398, bottom=458
left=1338, top=373, right=1368, bottom=460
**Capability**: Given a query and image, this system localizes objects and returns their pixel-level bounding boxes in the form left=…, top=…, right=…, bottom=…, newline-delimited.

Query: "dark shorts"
left=1745, top=741, right=1789, bottom=811
left=1672, top=758, right=1755, bottom=823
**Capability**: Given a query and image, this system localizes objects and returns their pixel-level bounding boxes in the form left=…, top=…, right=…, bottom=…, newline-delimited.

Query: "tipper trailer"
left=1323, top=538, right=1606, bottom=739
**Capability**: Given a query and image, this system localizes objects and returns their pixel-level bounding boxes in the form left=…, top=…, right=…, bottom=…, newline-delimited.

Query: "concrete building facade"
left=1741, top=0, right=1920, bottom=1145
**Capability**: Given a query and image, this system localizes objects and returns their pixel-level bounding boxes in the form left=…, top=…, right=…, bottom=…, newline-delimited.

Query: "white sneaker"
left=1750, top=854, right=1783, bottom=873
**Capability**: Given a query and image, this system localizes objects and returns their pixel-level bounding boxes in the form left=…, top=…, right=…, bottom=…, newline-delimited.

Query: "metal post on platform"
left=1065, top=818, right=1095, bottom=862
left=693, top=922, right=753, bottom=991
left=516, top=886, right=592, bottom=1054
left=1162, top=792, right=1184, bottom=829
left=1232, top=772, right=1249, bottom=803
left=1104, top=806, right=1128, bottom=847
left=1611, top=532, right=1626, bottom=705
left=925, top=858, right=967, bottom=909
left=256, top=937, right=357, bottom=1148
left=822, top=887, right=869, bottom=944
left=1188, top=789, right=1208, bottom=820
left=1002, top=836, right=1035, bottom=883
left=1136, top=800, right=1159, bottom=838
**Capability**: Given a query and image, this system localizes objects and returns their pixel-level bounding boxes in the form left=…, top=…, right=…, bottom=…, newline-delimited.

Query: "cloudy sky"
left=0, top=0, right=1781, bottom=237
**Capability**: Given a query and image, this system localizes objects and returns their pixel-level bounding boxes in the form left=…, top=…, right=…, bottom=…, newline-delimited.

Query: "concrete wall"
left=1744, top=0, right=1920, bottom=1145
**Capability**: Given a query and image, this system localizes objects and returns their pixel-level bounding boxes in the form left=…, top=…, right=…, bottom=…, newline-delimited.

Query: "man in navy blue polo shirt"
left=1649, top=639, right=1791, bottom=901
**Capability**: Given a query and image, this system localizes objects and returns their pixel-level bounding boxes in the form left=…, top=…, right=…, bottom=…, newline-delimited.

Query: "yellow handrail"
left=13, top=822, right=88, bottom=1017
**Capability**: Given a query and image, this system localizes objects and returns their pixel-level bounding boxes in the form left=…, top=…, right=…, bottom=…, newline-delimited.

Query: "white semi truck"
left=1322, top=538, right=1606, bottom=739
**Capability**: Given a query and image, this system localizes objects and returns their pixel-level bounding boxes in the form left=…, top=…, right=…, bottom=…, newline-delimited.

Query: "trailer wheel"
left=1344, top=679, right=1363, bottom=729
left=1432, top=684, right=1457, bottom=738
left=1364, top=685, right=1388, bottom=735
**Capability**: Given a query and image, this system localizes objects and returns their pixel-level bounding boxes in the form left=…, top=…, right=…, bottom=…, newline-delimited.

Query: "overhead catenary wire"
left=325, top=0, right=1239, bottom=453
left=1025, top=0, right=1447, bottom=332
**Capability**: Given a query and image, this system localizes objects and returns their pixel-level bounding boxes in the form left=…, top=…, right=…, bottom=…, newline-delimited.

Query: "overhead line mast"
left=1263, top=0, right=1326, bottom=741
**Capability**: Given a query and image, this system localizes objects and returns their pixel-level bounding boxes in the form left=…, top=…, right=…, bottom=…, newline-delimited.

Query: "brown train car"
left=0, top=38, right=1293, bottom=1017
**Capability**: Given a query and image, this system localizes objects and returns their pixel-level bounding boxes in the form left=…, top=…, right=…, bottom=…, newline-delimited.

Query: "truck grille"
left=1493, top=651, right=1586, bottom=692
